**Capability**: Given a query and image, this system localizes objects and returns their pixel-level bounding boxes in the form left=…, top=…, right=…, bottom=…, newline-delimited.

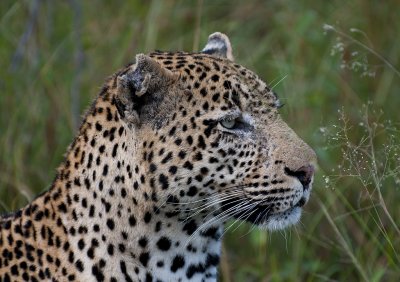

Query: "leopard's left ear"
left=114, top=54, right=177, bottom=125
left=201, top=32, right=234, bottom=61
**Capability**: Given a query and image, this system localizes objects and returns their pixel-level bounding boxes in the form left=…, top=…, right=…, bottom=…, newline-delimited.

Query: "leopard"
left=0, top=32, right=317, bottom=282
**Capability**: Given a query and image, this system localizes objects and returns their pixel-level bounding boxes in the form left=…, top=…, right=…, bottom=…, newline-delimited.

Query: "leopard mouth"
left=221, top=196, right=306, bottom=230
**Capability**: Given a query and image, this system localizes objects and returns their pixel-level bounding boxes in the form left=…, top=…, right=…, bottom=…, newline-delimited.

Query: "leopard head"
left=112, top=32, right=317, bottom=231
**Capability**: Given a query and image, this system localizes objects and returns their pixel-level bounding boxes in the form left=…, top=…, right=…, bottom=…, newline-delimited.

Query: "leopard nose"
left=285, top=165, right=315, bottom=189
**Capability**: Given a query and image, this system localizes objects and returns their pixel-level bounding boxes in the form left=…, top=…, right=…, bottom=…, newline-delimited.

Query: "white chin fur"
left=259, top=207, right=302, bottom=231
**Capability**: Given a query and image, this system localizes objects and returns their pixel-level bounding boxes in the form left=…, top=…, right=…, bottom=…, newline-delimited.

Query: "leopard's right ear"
left=114, top=54, right=177, bottom=125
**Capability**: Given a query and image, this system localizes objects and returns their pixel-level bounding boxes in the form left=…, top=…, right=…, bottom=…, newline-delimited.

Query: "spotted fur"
left=0, top=32, right=316, bottom=281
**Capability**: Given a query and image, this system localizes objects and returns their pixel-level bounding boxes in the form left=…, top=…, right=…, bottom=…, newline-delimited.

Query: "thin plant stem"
left=324, top=24, right=400, bottom=78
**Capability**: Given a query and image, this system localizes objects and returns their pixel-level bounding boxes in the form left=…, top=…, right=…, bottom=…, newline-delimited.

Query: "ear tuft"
left=201, top=32, right=234, bottom=61
left=115, top=74, right=140, bottom=124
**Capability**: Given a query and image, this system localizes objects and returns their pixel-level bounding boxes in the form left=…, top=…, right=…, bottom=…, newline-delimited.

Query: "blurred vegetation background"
left=1, top=0, right=399, bottom=281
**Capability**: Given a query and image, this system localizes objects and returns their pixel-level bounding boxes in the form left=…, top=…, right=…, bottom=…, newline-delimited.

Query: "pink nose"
left=285, top=165, right=315, bottom=189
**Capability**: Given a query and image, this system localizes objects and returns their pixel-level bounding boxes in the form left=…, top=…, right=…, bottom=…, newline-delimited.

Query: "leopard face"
left=115, top=32, right=317, bottom=231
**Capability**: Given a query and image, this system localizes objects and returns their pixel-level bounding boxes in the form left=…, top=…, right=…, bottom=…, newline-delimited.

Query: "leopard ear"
left=115, top=54, right=177, bottom=125
left=201, top=32, right=234, bottom=61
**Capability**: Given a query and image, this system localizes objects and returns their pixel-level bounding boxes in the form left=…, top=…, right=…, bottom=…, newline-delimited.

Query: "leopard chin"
left=231, top=205, right=303, bottom=231
left=258, top=206, right=302, bottom=231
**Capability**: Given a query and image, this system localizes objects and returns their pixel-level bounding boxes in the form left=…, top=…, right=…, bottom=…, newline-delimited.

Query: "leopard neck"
left=45, top=90, right=224, bottom=281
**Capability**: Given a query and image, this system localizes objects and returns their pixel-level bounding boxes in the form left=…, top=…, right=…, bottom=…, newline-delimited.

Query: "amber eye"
left=220, top=118, right=236, bottom=129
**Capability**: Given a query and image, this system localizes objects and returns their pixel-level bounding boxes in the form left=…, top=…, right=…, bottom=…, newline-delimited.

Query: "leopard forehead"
left=148, top=51, right=278, bottom=108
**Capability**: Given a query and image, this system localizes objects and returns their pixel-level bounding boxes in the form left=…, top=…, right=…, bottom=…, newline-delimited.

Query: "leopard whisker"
left=184, top=200, right=253, bottom=246
left=176, top=189, right=245, bottom=215
left=182, top=195, right=244, bottom=222
left=221, top=201, right=260, bottom=237
left=239, top=208, right=270, bottom=238
left=167, top=187, right=243, bottom=206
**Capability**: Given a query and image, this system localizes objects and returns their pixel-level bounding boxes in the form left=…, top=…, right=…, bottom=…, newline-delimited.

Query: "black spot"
left=211, top=74, right=219, bottom=82
left=149, top=163, right=157, bottom=173
left=112, top=144, right=118, bottom=157
left=144, top=212, right=152, bottom=223
left=156, top=237, right=171, bottom=251
left=95, top=122, right=102, bottom=131
left=3, top=273, right=11, bottom=282
left=212, top=93, right=220, bottom=102
left=120, top=260, right=134, bottom=282
left=155, top=221, right=162, bottom=232
left=205, top=253, right=220, bottom=267
left=145, top=273, right=153, bottom=282
left=200, top=167, right=209, bottom=174
left=118, top=126, right=124, bottom=136
left=106, top=108, right=113, bottom=121
left=199, top=72, right=207, bottom=81
left=102, top=164, right=108, bottom=176
left=201, top=226, right=220, bottom=240
left=87, top=247, right=95, bottom=259
left=107, top=244, right=114, bottom=256
left=81, top=198, right=88, bottom=208
left=223, top=80, right=232, bottom=90
left=121, top=188, right=127, bottom=198
left=187, top=186, right=198, bottom=197
left=186, top=263, right=206, bottom=279
left=194, top=152, right=203, bottom=161
left=183, top=161, right=193, bottom=170
left=161, top=152, right=173, bottom=164
left=200, top=88, right=207, bottom=97
left=118, top=244, right=125, bottom=253
left=183, top=220, right=197, bottom=235
left=178, top=150, right=186, bottom=159
left=138, top=237, right=148, bottom=248
left=169, top=126, right=176, bottom=136
left=202, top=101, right=209, bottom=111
left=128, top=215, right=136, bottom=227
left=58, top=203, right=67, bottom=213
left=168, top=166, right=177, bottom=175
left=106, top=219, right=115, bottom=230
left=78, top=239, right=85, bottom=250
left=158, top=174, right=169, bottom=190
left=75, top=260, right=84, bottom=272
left=197, top=135, right=206, bottom=150
left=170, top=255, right=185, bottom=272
left=10, top=264, right=19, bottom=275
left=139, top=252, right=150, bottom=267
left=92, top=265, right=104, bottom=282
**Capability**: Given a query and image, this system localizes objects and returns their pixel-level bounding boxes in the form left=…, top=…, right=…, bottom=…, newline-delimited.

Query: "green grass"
left=1, top=0, right=399, bottom=281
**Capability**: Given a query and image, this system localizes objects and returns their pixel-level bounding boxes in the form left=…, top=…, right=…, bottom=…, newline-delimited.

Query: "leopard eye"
left=220, top=118, right=236, bottom=129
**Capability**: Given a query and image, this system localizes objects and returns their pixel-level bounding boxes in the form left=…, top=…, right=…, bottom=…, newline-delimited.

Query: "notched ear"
left=201, top=32, right=234, bottom=61
left=115, top=54, right=177, bottom=125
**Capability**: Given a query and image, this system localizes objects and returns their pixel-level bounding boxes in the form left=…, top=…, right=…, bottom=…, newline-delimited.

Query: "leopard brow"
left=217, top=110, right=241, bottom=122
